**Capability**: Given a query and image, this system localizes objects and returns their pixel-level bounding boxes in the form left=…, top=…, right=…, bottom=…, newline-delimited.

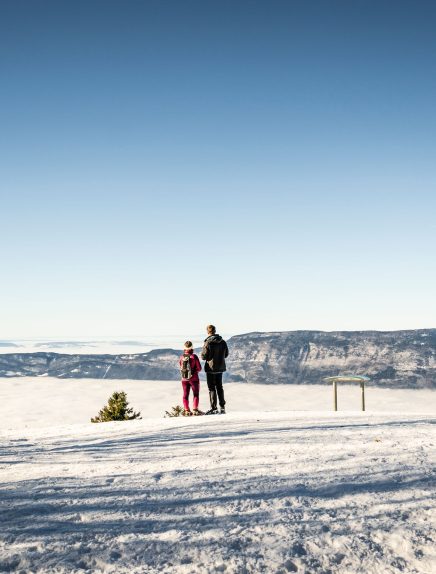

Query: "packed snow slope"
left=1, top=412, right=435, bottom=574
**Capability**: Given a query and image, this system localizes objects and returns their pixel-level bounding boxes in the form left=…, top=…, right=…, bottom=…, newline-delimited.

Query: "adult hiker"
left=179, top=341, right=202, bottom=416
left=201, top=325, right=229, bottom=415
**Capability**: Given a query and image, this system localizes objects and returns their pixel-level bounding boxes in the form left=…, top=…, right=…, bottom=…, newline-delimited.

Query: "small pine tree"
left=165, top=405, right=186, bottom=418
left=91, top=391, right=141, bottom=423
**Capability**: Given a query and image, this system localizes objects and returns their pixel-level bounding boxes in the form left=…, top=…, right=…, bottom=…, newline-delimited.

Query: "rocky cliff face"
left=1, top=330, right=435, bottom=388
left=226, top=330, right=436, bottom=388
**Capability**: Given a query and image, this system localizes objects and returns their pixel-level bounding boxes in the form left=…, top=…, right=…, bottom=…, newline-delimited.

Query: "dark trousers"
left=206, top=372, right=225, bottom=410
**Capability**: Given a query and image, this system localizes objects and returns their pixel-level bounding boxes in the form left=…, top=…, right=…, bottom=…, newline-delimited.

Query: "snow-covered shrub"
left=91, top=391, right=141, bottom=423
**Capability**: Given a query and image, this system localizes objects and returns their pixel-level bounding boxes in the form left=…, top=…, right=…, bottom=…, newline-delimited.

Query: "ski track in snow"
left=1, top=412, right=435, bottom=574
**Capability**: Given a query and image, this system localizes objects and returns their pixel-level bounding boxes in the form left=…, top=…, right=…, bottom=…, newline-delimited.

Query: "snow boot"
left=205, top=409, right=219, bottom=415
left=193, top=409, right=204, bottom=416
left=183, top=409, right=193, bottom=416
left=220, top=408, right=226, bottom=414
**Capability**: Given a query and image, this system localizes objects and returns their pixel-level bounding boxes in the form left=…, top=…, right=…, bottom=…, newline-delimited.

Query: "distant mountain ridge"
left=0, top=349, right=180, bottom=381
left=0, top=329, right=435, bottom=388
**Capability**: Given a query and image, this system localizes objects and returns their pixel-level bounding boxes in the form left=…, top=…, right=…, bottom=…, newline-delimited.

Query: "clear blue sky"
left=1, top=0, right=435, bottom=338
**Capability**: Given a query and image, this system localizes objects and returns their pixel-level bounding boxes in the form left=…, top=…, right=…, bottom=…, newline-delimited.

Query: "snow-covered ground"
left=1, top=381, right=435, bottom=573
left=1, top=378, right=436, bottom=431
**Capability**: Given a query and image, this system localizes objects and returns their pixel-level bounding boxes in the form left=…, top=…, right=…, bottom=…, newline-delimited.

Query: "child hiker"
left=179, top=341, right=202, bottom=416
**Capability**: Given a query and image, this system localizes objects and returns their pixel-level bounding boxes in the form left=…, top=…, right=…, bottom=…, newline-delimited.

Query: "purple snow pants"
left=182, top=379, right=200, bottom=411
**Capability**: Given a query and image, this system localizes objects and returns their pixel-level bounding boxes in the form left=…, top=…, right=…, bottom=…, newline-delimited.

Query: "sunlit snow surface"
left=0, top=378, right=435, bottom=430
left=1, top=381, right=435, bottom=573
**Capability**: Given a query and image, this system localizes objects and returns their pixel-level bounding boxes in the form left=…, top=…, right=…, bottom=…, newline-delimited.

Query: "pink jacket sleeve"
left=193, top=354, right=202, bottom=374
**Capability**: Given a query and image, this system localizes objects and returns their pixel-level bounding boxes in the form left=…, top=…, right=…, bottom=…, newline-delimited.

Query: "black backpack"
left=180, top=355, right=192, bottom=379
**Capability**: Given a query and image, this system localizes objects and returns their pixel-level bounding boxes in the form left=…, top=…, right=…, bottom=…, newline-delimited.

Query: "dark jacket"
left=201, top=334, right=229, bottom=373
